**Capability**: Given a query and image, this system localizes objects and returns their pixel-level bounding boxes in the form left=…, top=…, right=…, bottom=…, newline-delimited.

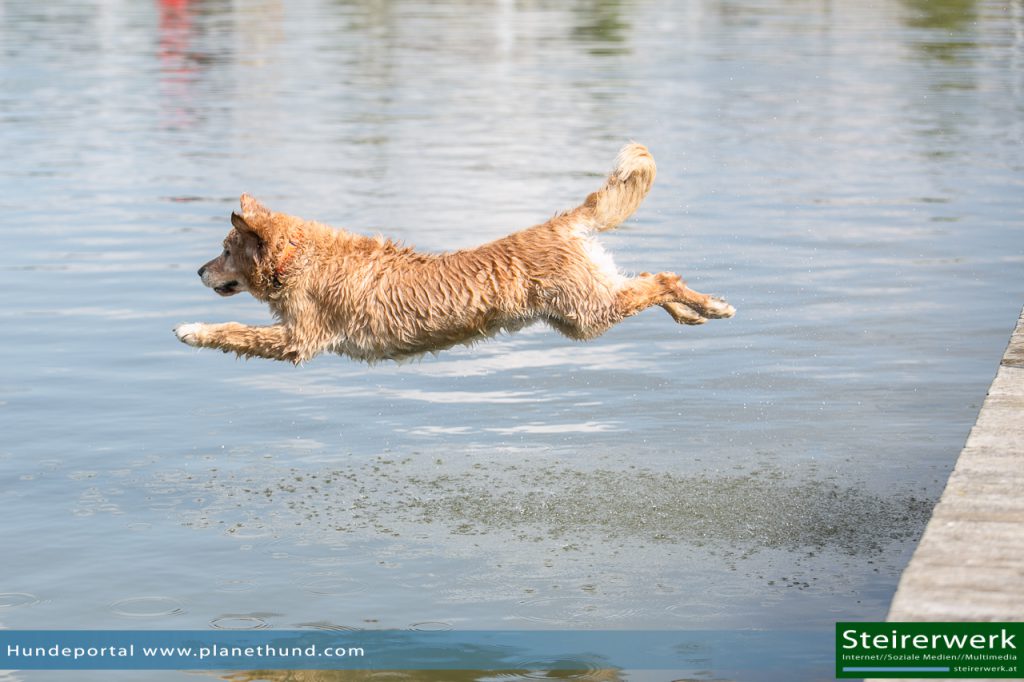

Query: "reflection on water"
left=901, top=0, right=977, bottom=37
left=571, top=0, right=631, bottom=55
left=1, top=0, right=1023, bottom=680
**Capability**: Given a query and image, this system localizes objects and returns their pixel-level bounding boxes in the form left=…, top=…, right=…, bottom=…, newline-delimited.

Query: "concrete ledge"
left=887, top=305, right=1024, bottom=624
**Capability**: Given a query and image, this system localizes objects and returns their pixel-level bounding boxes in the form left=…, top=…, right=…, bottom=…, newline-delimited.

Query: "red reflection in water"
left=158, top=0, right=196, bottom=129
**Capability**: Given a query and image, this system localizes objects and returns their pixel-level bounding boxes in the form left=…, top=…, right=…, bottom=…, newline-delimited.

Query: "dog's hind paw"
left=174, top=322, right=206, bottom=346
left=702, top=296, right=736, bottom=319
left=661, top=302, right=707, bottom=325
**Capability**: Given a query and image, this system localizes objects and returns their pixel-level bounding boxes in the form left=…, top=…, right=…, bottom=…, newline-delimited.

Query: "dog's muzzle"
left=213, top=280, right=240, bottom=296
left=197, top=264, right=240, bottom=296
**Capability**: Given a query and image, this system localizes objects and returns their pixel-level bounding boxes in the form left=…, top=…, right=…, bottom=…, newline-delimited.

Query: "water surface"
left=1, top=0, right=1022, bottom=680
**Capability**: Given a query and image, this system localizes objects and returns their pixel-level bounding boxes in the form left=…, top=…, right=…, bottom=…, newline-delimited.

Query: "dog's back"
left=335, top=144, right=659, bottom=356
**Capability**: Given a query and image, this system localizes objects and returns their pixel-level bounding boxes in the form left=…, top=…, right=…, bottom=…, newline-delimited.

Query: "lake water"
left=1, top=0, right=1022, bottom=680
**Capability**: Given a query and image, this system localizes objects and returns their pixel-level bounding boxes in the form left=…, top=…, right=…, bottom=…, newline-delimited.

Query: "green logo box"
left=837, top=622, right=1023, bottom=678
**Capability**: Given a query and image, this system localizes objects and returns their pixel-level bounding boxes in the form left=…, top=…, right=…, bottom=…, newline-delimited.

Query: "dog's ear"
left=240, top=193, right=271, bottom=216
left=230, top=194, right=274, bottom=240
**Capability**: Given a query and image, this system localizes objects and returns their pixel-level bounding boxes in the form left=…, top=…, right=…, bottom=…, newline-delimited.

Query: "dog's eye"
left=223, top=249, right=230, bottom=257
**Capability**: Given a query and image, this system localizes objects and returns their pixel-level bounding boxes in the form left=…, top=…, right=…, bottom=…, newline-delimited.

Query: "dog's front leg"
left=174, top=322, right=305, bottom=364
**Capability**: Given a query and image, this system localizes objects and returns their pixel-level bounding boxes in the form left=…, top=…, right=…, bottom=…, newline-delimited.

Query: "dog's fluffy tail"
left=577, top=143, right=656, bottom=231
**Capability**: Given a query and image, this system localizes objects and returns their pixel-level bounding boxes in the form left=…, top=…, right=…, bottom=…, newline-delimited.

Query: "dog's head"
left=197, top=194, right=285, bottom=299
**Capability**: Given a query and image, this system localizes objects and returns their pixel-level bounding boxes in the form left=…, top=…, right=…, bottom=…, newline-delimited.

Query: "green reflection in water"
left=900, top=0, right=978, bottom=63
left=571, top=0, right=631, bottom=56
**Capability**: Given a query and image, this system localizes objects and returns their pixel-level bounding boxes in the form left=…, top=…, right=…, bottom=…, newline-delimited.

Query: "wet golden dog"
left=174, top=143, right=734, bottom=364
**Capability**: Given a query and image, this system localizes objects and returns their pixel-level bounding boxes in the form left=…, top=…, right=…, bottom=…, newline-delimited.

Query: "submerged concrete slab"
left=887, top=305, right=1024, bottom=622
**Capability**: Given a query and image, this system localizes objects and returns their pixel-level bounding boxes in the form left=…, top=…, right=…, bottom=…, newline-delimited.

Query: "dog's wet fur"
left=175, top=143, right=734, bottom=364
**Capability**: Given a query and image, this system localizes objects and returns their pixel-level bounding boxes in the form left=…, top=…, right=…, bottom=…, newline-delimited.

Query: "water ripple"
left=301, top=577, right=366, bottom=597
left=499, top=657, right=615, bottom=680
left=210, top=615, right=271, bottom=630
left=109, top=596, right=185, bottom=618
left=407, top=621, right=453, bottom=631
left=0, top=592, right=41, bottom=608
left=512, top=596, right=637, bottom=625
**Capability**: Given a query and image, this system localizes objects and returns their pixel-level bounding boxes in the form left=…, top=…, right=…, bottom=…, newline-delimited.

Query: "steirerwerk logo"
left=837, top=622, right=1023, bottom=678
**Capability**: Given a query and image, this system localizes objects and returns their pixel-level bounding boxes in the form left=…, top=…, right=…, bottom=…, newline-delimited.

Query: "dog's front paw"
left=174, top=322, right=207, bottom=347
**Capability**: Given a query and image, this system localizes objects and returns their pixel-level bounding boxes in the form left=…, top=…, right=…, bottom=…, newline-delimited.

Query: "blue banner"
left=0, top=629, right=831, bottom=671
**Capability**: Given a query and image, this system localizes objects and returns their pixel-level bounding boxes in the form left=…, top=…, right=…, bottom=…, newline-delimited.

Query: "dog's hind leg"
left=626, top=271, right=708, bottom=325
left=174, top=322, right=306, bottom=364
left=615, top=272, right=735, bottom=323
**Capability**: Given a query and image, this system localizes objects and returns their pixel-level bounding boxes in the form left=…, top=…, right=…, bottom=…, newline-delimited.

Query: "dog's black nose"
left=198, top=265, right=206, bottom=277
